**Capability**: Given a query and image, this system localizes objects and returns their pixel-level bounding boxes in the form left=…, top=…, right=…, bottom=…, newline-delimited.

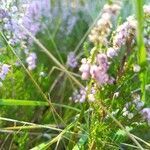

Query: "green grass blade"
left=0, top=99, right=80, bottom=112
left=0, top=99, right=48, bottom=106
left=136, top=0, right=147, bottom=103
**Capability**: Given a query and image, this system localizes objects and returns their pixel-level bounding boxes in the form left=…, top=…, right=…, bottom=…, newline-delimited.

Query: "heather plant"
left=0, top=0, right=150, bottom=150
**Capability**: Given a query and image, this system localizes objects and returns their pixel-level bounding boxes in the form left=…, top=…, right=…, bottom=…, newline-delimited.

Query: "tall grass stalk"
left=0, top=31, right=65, bottom=125
left=20, top=25, right=84, bottom=88
left=136, top=0, right=147, bottom=103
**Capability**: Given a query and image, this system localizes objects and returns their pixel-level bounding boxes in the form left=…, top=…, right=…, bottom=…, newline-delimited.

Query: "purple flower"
left=88, top=1, right=121, bottom=45
left=70, top=85, right=96, bottom=103
left=67, top=52, right=78, bottom=68
left=113, top=16, right=137, bottom=49
left=90, top=65, right=109, bottom=85
left=96, top=53, right=109, bottom=72
left=141, top=108, right=150, bottom=123
left=79, top=53, right=114, bottom=85
left=0, top=64, right=10, bottom=80
left=71, top=88, right=86, bottom=103
left=107, top=47, right=118, bottom=58
left=79, top=58, right=90, bottom=80
left=26, top=52, right=37, bottom=70
left=0, top=9, right=8, bottom=19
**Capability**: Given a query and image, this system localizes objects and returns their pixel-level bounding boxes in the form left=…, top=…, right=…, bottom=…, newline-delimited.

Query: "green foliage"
left=0, top=0, right=150, bottom=149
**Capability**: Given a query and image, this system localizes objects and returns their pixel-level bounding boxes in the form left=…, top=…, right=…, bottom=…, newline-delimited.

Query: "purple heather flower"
left=96, top=53, right=109, bottom=72
left=0, top=7, right=9, bottom=19
left=71, top=88, right=86, bottom=103
left=80, top=53, right=114, bottom=85
left=0, top=64, right=10, bottom=80
left=67, top=52, right=78, bottom=68
left=90, top=65, right=109, bottom=85
left=113, top=16, right=137, bottom=49
left=26, top=52, right=37, bottom=70
left=79, top=58, right=90, bottom=80
left=108, top=77, right=115, bottom=84
left=141, top=108, right=150, bottom=123
left=107, top=47, right=118, bottom=58
left=71, top=85, right=96, bottom=103
left=88, top=1, right=121, bottom=45
left=87, top=86, right=96, bottom=102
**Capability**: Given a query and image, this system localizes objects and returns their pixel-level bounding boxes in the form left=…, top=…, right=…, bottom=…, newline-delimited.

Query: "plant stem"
left=136, top=0, right=147, bottom=103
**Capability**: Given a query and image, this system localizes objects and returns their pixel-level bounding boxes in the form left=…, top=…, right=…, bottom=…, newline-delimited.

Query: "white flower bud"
left=133, top=64, right=141, bottom=72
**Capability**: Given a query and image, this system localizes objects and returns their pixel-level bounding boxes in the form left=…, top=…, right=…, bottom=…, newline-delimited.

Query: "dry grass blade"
left=19, top=25, right=83, bottom=88
left=0, top=31, right=65, bottom=125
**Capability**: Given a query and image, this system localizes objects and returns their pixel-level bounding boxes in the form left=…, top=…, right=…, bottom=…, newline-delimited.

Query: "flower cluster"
left=105, top=16, right=137, bottom=60
left=79, top=58, right=91, bottom=80
left=0, top=63, right=10, bottom=86
left=88, top=1, right=121, bottom=45
left=26, top=52, right=37, bottom=70
left=21, top=0, right=51, bottom=44
left=108, top=5, right=150, bottom=59
left=60, top=7, right=78, bottom=35
left=70, top=85, right=96, bottom=103
left=1, top=0, right=50, bottom=44
left=113, top=16, right=137, bottom=49
left=78, top=1, right=122, bottom=87
left=79, top=53, right=114, bottom=85
left=90, top=54, right=114, bottom=85
left=122, top=95, right=144, bottom=119
left=67, top=52, right=78, bottom=68
left=0, top=0, right=51, bottom=70
left=141, top=108, right=150, bottom=124
left=77, top=3, right=150, bottom=106
left=100, top=5, right=150, bottom=61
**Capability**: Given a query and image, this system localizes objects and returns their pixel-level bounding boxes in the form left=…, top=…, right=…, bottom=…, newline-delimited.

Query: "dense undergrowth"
left=0, top=0, right=150, bottom=149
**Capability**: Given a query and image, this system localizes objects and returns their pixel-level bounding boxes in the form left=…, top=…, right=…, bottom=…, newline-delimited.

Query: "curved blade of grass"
left=4, top=125, right=62, bottom=132
left=0, top=99, right=80, bottom=112
left=30, top=122, right=74, bottom=150
left=0, top=117, right=63, bottom=132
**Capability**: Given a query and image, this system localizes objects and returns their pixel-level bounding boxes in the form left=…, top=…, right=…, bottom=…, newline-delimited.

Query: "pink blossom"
left=26, top=52, right=37, bottom=70
left=67, top=52, right=78, bottom=68
left=90, top=65, right=109, bottom=85
left=141, top=108, right=150, bottom=123
left=79, top=58, right=90, bottom=80
left=107, top=47, right=118, bottom=58
left=0, top=64, right=10, bottom=80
